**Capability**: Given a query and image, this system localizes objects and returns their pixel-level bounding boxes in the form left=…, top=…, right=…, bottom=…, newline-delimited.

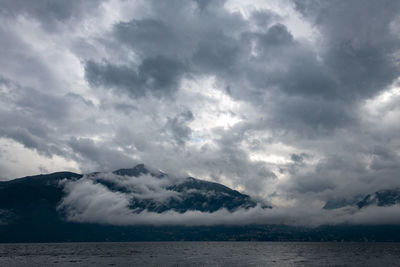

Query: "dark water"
left=0, top=242, right=400, bottom=266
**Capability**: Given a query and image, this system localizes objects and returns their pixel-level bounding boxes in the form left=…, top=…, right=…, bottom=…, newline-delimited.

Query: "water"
left=0, top=242, right=399, bottom=266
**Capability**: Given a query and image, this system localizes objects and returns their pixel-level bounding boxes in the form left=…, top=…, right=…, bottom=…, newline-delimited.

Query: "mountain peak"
left=324, top=188, right=400, bottom=210
left=112, top=164, right=149, bottom=177
left=357, top=188, right=400, bottom=208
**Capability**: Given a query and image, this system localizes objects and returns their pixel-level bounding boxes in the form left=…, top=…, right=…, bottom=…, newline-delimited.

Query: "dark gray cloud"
left=271, top=95, right=355, bottom=135
left=290, top=153, right=309, bottom=164
left=295, top=0, right=400, bottom=99
left=192, top=31, right=240, bottom=74
left=68, top=137, right=136, bottom=172
left=0, top=77, right=67, bottom=157
left=165, top=110, right=194, bottom=146
left=114, top=19, right=179, bottom=57
left=85, top=56, right=185, bottom=98
left=0, top=0, right=105, bottom=31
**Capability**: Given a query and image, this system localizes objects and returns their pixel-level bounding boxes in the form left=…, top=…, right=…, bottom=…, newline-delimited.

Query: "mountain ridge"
left=0, top=164, right=258, bottom=224
left=2, top=165, right=400, bottom=242
left=323, top=188, right=400, bottom=210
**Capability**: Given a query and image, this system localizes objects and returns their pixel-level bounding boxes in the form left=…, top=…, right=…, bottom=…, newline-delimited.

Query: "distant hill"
left=323, top=188, right=400, bottom=210
left=1, top=165, right=400, bottom=242
left=0, top=164, right=257, bottom=220
left=0, top=164, right=262, bottom=242
left=357, top=188, right=400, bottom=208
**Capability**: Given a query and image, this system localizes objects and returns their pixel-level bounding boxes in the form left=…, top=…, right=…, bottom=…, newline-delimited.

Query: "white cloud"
left=0, top=138, right=79, bottom=180
left=58, top=172, right=400, bottom=226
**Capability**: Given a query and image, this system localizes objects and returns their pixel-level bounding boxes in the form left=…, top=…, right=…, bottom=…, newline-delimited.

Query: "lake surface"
left=0, top=242, right=399, bottom=266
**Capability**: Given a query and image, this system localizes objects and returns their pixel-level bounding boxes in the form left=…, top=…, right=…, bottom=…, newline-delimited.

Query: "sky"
left=0, top=0, right=400, bottom=224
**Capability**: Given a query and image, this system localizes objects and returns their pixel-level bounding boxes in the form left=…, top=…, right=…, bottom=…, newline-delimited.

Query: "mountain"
left=356, top=188, right=400, bottom=208
left=323, top=188, right=400, bottom=210
left=0, top=164, right=256, bottom=227
left=1, top=165, right=400, bottom=242
left=88, top=164, right=257, bottom=213
left=0, top=171, right=82, bottom=226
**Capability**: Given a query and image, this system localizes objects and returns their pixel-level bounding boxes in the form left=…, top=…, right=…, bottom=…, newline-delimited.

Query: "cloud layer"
left=1, top=0, right=400, bottom=224
left=57, top=172, right=400, bottom=226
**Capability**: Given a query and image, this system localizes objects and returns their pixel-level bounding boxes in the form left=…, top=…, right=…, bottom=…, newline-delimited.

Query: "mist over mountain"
left=0, top=164, right=260, bottom=226
left=1, top=164, right=400, bottom=242
left=324, top=188, right=400, bottom=210
left=59, top=164, right=260, bottom=225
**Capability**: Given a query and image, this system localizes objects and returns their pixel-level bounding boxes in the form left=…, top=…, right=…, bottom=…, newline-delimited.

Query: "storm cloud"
left=0, top=0, right=400, bottom=225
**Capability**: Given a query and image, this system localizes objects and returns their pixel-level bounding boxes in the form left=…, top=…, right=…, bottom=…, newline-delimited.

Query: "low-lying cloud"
left=58, top=174, right=400, bottom=226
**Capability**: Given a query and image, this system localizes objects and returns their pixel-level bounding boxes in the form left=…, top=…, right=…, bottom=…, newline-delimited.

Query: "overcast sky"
left=0, top=0, right=400, bottom=211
